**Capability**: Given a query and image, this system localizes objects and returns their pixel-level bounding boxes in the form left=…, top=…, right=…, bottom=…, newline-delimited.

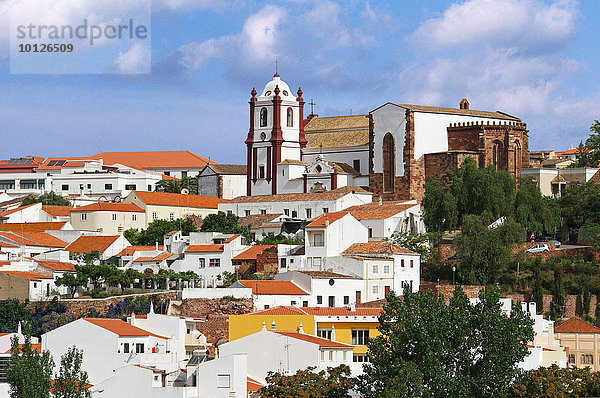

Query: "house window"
left=351, top=329, right=369, bottom=345
left=353, top=159, right=360, bottom=173
left=306, top=208, right=312, bottom=219
left=169, top=213, right=175, bottom=221
left=112, top=214, right=117, bottom=221
left=317, top=328, right=332, bottom=340
left=148, top=185, right=152, bottom=191
left=33, top=282, right=37, bottom=288
left=79, top=184, right=84, bottom=190
left=292, top=210, right=297, bottom=218
left=132, top=214, right=137, bottom=222
left=135, top=343, right=144, bottom=353
left=302, top=301, right=308, bottom=307
left=284, top=209, right=290, bottom=216
left=80, top=213, right=87, bottom=221
left=105, top=183, right=112, bottom=190
left=209, top=258, right=220, bottom=267
left=344, top=296, right=349, bottom=305
left=353, top=354, right=369, bottom=362
left=373, top=285, right=379, bottom=294
left=368, top=228, right=373, bottom=238
left=258, top=165, right=265, bottom=179
left=401, top=259, right=405, bottom=267
left=245, top=210, right=251, bottom=216
left=260, top=209, right=267, bottom=215
left=87, top=184, right=91, bottom=189
left=582, top=354, right=594, bottom=365
left=287, top=107, right=293, bottom=127
left=317, top=296, right=323, bottom=304
left=312, top=233, right=324, bottom=247
left=322, top=208, right=329, bottom=214
left=125, top=184, right=136, bottom=190
left=260, top=108, right=268, bottom=127
left=199, top=258, right=205, bottom=268
left=568, top=354, right=575, bottom=364
left=182, top=171, right=188, bottom=178
left=123, top=343, right=130, bottom=353
left=372, top=264, right=378, bottom=274
left=152, top=212, right=158, bottom=220
left=329, top=351, right=333, bottom=361
left=290, top=301, right=296, bottom=306
left=383, top=265, right=390, bottom=274
left=410, top=260, right=414, bottom=268
left=383, top=133, right=395, bottom=192
left=61, top=184, right=69, bottom=191
left=264, top=305, right=269, bottom=310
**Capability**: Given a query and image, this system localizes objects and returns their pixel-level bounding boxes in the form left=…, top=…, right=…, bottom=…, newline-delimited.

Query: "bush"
left=90, top=288, right=109, bottom=299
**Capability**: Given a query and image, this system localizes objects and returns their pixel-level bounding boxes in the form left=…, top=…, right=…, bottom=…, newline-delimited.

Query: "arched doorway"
left=383, top=133, right=395, bottom=192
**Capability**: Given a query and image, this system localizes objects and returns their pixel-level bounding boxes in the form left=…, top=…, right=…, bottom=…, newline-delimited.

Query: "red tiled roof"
left=246, top=306, right=384, bottom=317
left=343, top=241, right=418, bottom=255
left=66, top=235, right=119, bottom=254
left=555, top=317, right=600, bottom=333
left=247, top=377, right=264, bottom=392
left=133, top=252, right=173, bottom=262
left=42, top=205, right=73, bottom=217
left=306, top=212, right=347, bottom=228
left=88, top=151, right=215, bottom=170
left=349, top=209, right=408, bottom=220
left=84, top=318, right=168, bottom=339
left=225, top=234, right=241, bottom=243
left=0, top=203, right=38, bottom=217
left=0, top=231, right=67, bottom=248
left=0, top=261, right=10, bottom=266
left=274, top=331, right=352, bottom=348
left=0, top=222, right=67, bottom=233
left=71, top=203, right=145, bottom=213
left=33, top=260, right=76, bottom=272
left=116, top=245, right=164, bottom=256
left=297, top=271, right=359, bottom=279
left=344, top=201, right=417, bottom=212
left=0, top=271, right=53, bottom=281
left=238, top=280, right=309, bottom=295
left=251, top=306, right=310, bottom=316
left=5, top=343, right=42, bottom=353
left=232, top=245, right=276, bottom=261
left=131, top=191, right=226, bottom=209
left=185, top=244, right=224, bottom=253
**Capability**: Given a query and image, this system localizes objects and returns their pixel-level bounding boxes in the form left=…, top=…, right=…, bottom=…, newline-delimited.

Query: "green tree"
left=531, top=258, right=544, bottom=314
left=514, top=179, right=561, bottom=235
left=453, top=214, right=525, bottom=285
left=53, top=346, right=91, bottom=398
left=155, top=176, right=199, bottom=195
left=558, top=181, right=600, bottom=240
left=55, top=273, right=88, bottom=298
left=260, top=365, right=355, bottom=398
left=0, top=299, right=33, bottom=333
left=387, top=231, right=439, bottom=265
left=7, top=335, right=54, bottom=398
left=549, top=268, right=566, bottom=321
left=254, top=232, right=304, bottom=245
left=507, top=365, right=600, bottom=398
left=359, top=286, right=534, bottom=398
left=21, top=191, right=71, bottom=207
left=570, top=120, right=600, bottom=168
left=124, top=218, right=198, bottom=245
left=421, top=177, right=458, bottom=232
left=201, top=211, right=250, bottom=237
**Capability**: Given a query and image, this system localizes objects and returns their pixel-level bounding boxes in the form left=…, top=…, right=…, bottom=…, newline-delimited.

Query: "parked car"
left=525, top=243, right=550, bottom=253
left=535, top=236, right=561, bottom=248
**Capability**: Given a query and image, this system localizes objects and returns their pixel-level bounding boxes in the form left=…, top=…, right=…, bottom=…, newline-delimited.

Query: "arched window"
left=260, top=108, right=268, bottom=127
left=492, top=140, right=504, bottom=171
left=287, top=107, right=293, bottom=127
left=383, top=133, right=395, bottom=192
left=514, top=140, right=521, bottom=173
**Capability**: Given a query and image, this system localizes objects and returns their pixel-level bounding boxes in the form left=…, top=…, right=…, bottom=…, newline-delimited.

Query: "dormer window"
left=287, top=107, right=293, bottom=127
left=260, top=108, right=268, bottom=127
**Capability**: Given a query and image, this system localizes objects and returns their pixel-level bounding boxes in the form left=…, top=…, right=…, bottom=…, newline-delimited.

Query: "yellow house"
left=228, top=306, right=383, bottom=362
left=123, top=191, right=227, bottom=227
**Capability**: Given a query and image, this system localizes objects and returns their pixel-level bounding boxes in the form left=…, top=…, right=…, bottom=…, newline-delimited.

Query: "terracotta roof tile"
left=42, top=205, right=73, bottom=217
left=390, top=103, right=521, bottom=120
left=185, top=244, right=224, bottom=253
left=555, top=317, right=600, bottom=333
left=273, top=331, right=352, bottom=348
left=0, top=203, right=38, bottom=217
left=116, top=245, right=164, bottom=256
left=247, top=377, right=264, bottom=392
left=245, top=306, right=383, bottom=317
left=71, top=203, right=145, bottom=213
left=205, top=164, right=247, bottom=175
left=238, top=280, right=308, bottom=295
left=225, top=235, right=241, bottom=243
left=228, top=186, right=370, bottom=204
left=232, top=245, right=276, bottom=261
left=0, top=270, right=53, bottom=281
left=66, top=235, right=119, bottom=253
left=131, top=191, right=226, bottom=209
left=278, top=159, right=308, bottom=165
left=0, top=222, right=67, bottom=233
left=344, top=202, right=417, bottom=212
left=305, top=130, right=369, bottom=149
left=304, top=115, right=369, bottom=131
left=306, top=212, right=347, bottom=228
left=343, top=241, right=418, bottom=255
left=250, top=306, right=309, bottom=315
left=33, top=260, right=76, bottom=272
left=84, top=318, right=168, bottom=339
left=0, top=231, right=67, bottom=248
left=238, top=214, right=283, bottom=227
left=133, top=252, right=174, bottom=262
left=88, top=151, right=215, bottom=170
left=297, top=271, right=359, bottom=279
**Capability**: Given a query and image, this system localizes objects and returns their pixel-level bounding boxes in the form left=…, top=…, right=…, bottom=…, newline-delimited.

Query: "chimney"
left=379, top=197, right=383, bottom=205
left=298, top=322, right=304, bottom=333
left=459, top=98, right=469, bottom=110
left=262, top=321, right=266, bottom=331
left=331, top=324, right=336, bottom=341
left=271, top=319, right=277, bottom=331
left=155, top=241, right=159, bottom=251
left=325, top=216, right=329, bottom=226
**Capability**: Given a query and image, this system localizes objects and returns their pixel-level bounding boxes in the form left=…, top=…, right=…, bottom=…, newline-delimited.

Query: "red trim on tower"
left=270, top=85, right=283, bottom=195
left=330, top=168, right=338, bottom=190
left=267, top=147, right=272, bottom=182
left=247, top=88, right=257, bottom=195
left=303, top=175, right=307, bottom=193
left=252, top=148, right=258, bottom=183
left=297, top=88, right=307, bottom=149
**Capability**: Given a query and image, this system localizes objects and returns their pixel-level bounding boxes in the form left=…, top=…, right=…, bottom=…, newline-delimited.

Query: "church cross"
left=275, top=60, right=278, bottom=75
left=309, top=99, right=316, bottom=114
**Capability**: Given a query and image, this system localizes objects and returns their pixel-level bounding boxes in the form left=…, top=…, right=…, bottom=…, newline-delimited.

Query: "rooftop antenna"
left=350, top=108, right=352, bottom=116
left=275, top=59, right=278, bottom=75
left=309, top=99, right=316, bottom=115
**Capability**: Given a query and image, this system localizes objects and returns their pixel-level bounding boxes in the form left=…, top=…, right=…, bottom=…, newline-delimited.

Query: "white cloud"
left=152, top=0, right=238, bottom=12
left=113, top=42, right=151, bottom=73
left=412, top=0, right=578, bottom=53
left=241, top=5, right=287, bottom=60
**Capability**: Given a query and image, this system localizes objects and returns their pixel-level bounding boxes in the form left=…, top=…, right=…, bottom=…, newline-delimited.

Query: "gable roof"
left=349, top=209, right=408, bottom=220
left=306, top=212, right=348, bottom=228
left=66, top=235, right=120, bottom=254
left=344, top=201, right=417, bottom=212
left=304, top=115, right=369, bottom=131
left=131, top=191, right=226, bottom=209
left=83, top=318, right=168, bottom=339
left=42, top=205, right=73, bottom=217
left=273, top=331, right=352, bottom=348
left=247, top=305, right=383, bottom=317
left=238, top=280, right=308, bottom=295
left=0, top=270, right=53, bottom=281
left=0, top=203, right=38, bottom=217
left=227, top=186, right=370, bottom=203
left=0, top=231, right=67, bottom=248
left=555, top=317, right=600, bottom=333
left=132, top=252, right=174, bottom=262
left=247, top=377, right=264, bottom=393
left=71, top=203, right=145, bottom=213
left=0, top=222, right=68, bottom=233
left=88, top=151, right=215, bottom=170
left=305, top=130, right=369, bottom=149
left=116, top=245, right=164, bottom=256
left=32, top=260, right=76, bottom=272
left=238, top=214, right=283, bottom=228
left=343, top=241, right=418, bottom=255
left=232, top=245, right=276, bottom=261
left=185, top=244, right=224, bottom=253
left=297, top=271, right=359, bottom=279
left=387, top=103, right=521, bottom=120
left=205, top=164, right=247, bottom=175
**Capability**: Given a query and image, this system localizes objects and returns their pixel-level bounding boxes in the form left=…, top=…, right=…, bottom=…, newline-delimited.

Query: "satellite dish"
left=181, top=188, right=189, bottom=194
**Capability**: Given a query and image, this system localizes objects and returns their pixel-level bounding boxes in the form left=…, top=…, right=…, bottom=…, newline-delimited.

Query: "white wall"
left=197, top=354, right=248, bottom=398
left=90, top=364, right=186, bottom=398
left=371, top=103, right=407, bottom=175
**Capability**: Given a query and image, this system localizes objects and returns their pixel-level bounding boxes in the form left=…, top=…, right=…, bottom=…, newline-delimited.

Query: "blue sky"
left=0, top=0, right=599, bottom=163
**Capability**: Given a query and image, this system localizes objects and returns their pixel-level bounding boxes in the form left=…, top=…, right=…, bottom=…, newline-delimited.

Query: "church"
left=242, top=74, right=529, bottom=202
